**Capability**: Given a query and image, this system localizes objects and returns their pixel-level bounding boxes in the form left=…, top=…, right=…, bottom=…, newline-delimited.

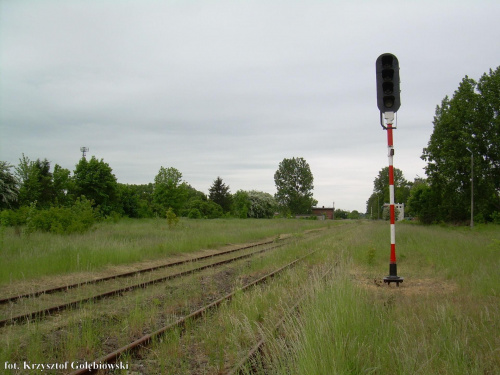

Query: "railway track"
left=69, top=250, right=317, bottom=375
left=0, top=238, right=284, bottom=305
left=227, top=265, right=335, bottom=375
left=0, top=238, right=292, bottom=327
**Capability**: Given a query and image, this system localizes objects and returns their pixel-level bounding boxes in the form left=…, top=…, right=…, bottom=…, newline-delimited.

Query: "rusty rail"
left=69, top=250, right=317, bottom=375
left=0, top=239, right=278, bottom=305
left=0, top=243, right=285, bottom=327
left=227, top=265, right=334, bottom=375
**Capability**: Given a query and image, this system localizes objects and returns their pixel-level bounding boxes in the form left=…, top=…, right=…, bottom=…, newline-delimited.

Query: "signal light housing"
left=376, top=53, right=401, bottom=113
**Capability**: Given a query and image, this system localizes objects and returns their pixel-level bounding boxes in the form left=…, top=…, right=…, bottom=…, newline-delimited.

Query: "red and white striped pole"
left=383, top=112, right=403, bottom=286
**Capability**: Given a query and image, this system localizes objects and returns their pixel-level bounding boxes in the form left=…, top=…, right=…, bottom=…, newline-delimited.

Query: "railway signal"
left=376, top=53, right=401, bottom=115
left=376, top=53, right=403, bottom=286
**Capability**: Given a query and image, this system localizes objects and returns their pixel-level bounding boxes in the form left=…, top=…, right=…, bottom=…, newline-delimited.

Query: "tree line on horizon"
left=0, top=155, right=322, bottom=233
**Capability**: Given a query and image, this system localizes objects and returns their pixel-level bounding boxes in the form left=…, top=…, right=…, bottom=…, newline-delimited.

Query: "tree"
left=247, top=190, right=277, bottom=218
left=15, top=155, right=54, bottom=208
left=73, top=156, right=119, bottom=215
left=152, top=166, right=188, bottom=216
left=348, top=210, right=361, bottom=220
left=372, top=167, right=411, bottom=205
left=422, top=67, right=500, bottom=222
left=232, top=190, right=250, bottom=218
left=334, top=209, right=349, bottom=220
left=185, top=199, right=223, bottom=219
left=117, top=184, right=141, bottom=218
left=366, top=167, right=411, bottom=219
left=208, top=177, right=232, bottom=213
left=130, top=183, right=154, bottom=218
left=366, top=192, right=383, bottom=220
left=231, top=190, right=277, bottom=218
left=0, top=161, right=19, bottom=209
left=53, top=164, right=73, bottom=206
left=274, top=157, right=317, bottom=215
left=406, top=179, right=439, bottom=224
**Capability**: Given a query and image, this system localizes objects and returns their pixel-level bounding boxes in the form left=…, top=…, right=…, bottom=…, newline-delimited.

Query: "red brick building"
left=311, top=206, right=335, bottom=220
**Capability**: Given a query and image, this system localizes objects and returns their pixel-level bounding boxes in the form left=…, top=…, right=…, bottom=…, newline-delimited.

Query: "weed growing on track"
left=0, top=223, right=333, bottom=373
left=143, top=231, right=342, bottom=374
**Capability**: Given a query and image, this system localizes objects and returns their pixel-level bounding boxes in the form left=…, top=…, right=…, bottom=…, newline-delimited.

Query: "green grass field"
left=0, top=219, right=498, bottom=374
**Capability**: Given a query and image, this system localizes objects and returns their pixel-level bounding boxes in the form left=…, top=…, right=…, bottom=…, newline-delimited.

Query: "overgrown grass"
left=146, top=234, right=338, bottom=374
left=262, top=221, right=500, bottom=375
left=2, top=220, right=498, bottom=374
left=0, top=223, right=334, bottom=373
left=0, top=218, right=332, bottom=285
left=350, top=221, right=500, bottom=295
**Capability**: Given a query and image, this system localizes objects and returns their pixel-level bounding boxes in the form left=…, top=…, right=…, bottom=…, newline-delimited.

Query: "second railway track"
left=0, top=232, right=320, bottom=327
left=69, top=250, right=319, bottom=375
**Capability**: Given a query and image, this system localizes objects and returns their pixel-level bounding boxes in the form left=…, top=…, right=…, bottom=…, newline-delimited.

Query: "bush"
left=187, top=208, right=202, bottom=219
left=491, top=211, right=500, bottom=224
left=166, top=207, right=179, bottom=229
left=183, top=199, right=223, bottom=219
left=0, top=206, right=31, bottom=227
left=25, top=197, right=96, bottom=234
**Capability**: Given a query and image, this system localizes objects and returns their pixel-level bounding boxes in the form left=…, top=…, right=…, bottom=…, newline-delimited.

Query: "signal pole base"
left=384, top=263, right=403, bottom=286
left=383, top=275, right=404, bottom=286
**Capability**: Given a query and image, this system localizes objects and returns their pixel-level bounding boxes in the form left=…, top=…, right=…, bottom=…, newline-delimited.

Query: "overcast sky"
left=1, top=0, right=499, bottom=212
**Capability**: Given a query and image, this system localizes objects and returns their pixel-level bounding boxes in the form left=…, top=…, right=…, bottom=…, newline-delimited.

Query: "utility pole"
left=467, top=148, right=474, bottom=228
left=80, top=147, right=89, bottom=159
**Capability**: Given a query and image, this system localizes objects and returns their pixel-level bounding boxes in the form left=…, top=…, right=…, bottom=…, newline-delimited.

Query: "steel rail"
left=0, top=239, right=279, bottom=305
left=69, top=250, right=317, bottom=375
left=0, top=242, right=286, bottom=328
left=227, top=265, right=334, bottom=375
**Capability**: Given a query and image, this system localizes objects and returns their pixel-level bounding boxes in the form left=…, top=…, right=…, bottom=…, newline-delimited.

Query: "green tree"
left=73, top=156, right=119, bottom=215
left=366, top=167, right=411, bottom=219
left=152, top=166, right=188, bottom=216
left=129, top=183, right=154, bottom=218
left=208, top=177, right=232, bottom=213
left=166, top=207, right=179, bottom=228
left=406, top=179, right=439, bottom=224
left=422, top=67, right=500, bottom=222
left=231, top=190, right=277, bottom=218
left=334, top=209, right=349, bottom=220
left=231, top=190, right=250, bottom=218
left=366, top=192, right=383, bottom=220
left=53, top=164, right=73, bottom=206
left=15, top=155, right=54, bottom=208
left=274, top=157, right=317, bottom=215
left=373, top=167, right=411, bottom=205
left=0, top=161, right=19, bottom=209
left=185, top=199, right=223, bottom=219
left=117, top=184, right=141, bottom=218
left=348, top=210, right=360, bottom=220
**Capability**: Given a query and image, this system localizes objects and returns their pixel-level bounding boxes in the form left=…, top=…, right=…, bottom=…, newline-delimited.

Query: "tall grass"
left=0, top=218, right=331, bottom=285
left=263, top=222, right=500, bottom=375
left=0, top=223, right=334, bottom=373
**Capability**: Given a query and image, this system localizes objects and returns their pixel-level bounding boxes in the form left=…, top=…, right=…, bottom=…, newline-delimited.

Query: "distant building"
left=383, top=203, right=405, bottom=221
left=311, top=206, right=335, bottom=220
